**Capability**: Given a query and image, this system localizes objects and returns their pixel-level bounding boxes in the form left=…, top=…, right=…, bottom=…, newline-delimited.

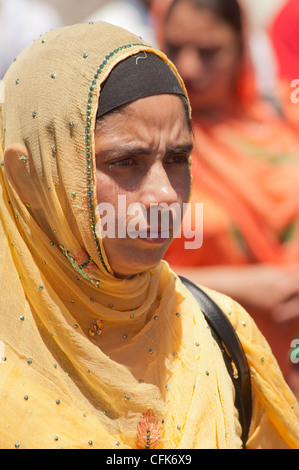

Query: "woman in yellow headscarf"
left=0, top=21, right=298, bottom=449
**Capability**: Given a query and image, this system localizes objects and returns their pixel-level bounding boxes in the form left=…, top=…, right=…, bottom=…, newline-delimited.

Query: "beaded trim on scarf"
left=85, top=42, right=150, bottom=273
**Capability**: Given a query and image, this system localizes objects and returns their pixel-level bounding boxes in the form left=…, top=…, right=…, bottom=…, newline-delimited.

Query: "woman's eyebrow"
left=166, top=142, right=193, bottom=154
left=96, top=142, right=193, bottom=159
left=96, top=145, right=153, bottom=158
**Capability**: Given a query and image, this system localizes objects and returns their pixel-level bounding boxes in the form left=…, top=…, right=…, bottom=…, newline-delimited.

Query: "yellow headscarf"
left=0, top=21, right=298, bottom=449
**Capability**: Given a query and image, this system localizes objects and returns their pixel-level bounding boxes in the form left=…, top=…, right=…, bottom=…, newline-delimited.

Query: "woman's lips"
left=127, top=228, right=173, bottom=243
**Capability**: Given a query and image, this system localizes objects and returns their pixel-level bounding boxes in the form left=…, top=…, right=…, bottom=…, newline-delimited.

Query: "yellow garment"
left=0, top=21, right=298, bottom=449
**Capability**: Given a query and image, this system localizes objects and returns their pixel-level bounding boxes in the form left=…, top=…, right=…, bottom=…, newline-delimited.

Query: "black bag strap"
left=179, top=276, right=252, bottom=448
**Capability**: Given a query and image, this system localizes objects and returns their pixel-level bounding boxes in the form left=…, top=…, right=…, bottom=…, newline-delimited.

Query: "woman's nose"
left=175, top=46, right=204, bottom=83
left=140, top=162, right=179, bottom=208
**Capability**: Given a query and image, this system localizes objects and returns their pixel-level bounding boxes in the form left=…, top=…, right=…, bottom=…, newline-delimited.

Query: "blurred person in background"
left=0, top=0, right=62, bottom=78
left=162, top=0, right=299, bottom=392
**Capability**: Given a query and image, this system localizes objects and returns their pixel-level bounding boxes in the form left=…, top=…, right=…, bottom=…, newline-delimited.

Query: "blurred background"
left=30, top=0, right=286, bottom=26
left=0, top=0, right=287, bottom=85
left=32, top=0, right=286, bottom=26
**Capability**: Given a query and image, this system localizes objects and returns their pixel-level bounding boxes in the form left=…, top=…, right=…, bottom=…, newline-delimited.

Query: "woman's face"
left=164, top=1, right=243, bottom=114
left=95, top=94, right=192, bottom=278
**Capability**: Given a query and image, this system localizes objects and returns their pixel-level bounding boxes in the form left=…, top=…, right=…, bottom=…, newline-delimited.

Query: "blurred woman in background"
left=162, top=0, right=299, bottom=386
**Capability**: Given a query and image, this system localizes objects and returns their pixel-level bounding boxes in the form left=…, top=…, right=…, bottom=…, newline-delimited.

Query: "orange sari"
left=164, top=94, right=299, bottom=377
left=166, top=97, right=299, bottom=262
left=159, top=0, right=299, bottom=379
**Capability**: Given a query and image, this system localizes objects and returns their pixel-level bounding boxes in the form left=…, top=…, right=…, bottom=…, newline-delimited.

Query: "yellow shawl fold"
left=0, top=21, right=298, bottom=449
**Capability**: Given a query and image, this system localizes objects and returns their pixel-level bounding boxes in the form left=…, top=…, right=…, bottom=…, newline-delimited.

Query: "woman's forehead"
left=95, top=94, right=191, bottom=139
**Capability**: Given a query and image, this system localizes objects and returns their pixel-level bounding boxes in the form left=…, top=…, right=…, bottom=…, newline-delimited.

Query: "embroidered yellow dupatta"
left=0, top=21, right=298, bottom=449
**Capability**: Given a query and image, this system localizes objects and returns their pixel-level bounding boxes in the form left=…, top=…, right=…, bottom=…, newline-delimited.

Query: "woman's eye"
left=109, top=157, right=135, bottom=168
left=167, top=154, right=189, bottom=164
left=199, top=47, right=221, bottom=63
left=165, top=44, right=180, bottom=61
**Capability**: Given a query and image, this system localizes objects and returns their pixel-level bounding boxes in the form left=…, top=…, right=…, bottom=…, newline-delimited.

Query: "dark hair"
left=166, top=0, right=243, bottom=42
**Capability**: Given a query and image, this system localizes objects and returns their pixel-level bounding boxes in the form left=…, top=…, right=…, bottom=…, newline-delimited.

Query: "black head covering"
left=97, top=52, right=186, bottom=118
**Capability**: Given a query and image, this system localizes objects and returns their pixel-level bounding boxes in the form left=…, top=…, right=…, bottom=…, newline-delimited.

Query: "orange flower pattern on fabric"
left=136, top=409, right=161, bottom=449
left=89, top=319, right=104, bottom=338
